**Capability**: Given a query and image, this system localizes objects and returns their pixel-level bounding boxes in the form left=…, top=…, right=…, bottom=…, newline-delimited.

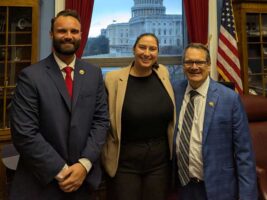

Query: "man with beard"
left=9, top=9, right=109, bottom=200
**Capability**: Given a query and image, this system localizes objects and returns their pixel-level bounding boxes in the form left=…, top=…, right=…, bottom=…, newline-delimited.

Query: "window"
left=83, top=0, right=184, bottom=83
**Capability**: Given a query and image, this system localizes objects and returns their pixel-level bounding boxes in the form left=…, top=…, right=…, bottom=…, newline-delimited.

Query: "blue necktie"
left=178, top=90, right=198, bottom=186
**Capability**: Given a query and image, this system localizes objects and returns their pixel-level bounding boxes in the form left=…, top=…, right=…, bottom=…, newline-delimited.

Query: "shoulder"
left=156, top=64, right=169, bottom=75
left=20, top=55, right=51, bottom=78
left=77, top=58, right=96, bottom=67
left=172, top=79, right=187, bottom=92
left=105, top=65, right=130, bottom=82
left=210, top=80, right=240, bottom=107
left=15, top=57, right=52, bottom=91
left=211, top=80, right=238, bottom=98
left=76, top=59, right=101, bottom=73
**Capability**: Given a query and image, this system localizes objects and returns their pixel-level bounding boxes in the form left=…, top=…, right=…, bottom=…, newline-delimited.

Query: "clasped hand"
left=57, top=163, right=87, bottom=193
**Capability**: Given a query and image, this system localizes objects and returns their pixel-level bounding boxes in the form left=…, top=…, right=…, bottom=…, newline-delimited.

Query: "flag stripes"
left=216, top=0, right=243, bottom=94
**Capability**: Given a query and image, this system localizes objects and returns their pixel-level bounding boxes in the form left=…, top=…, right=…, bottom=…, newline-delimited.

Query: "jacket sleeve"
left=10, top=70, right=66, bottom=185
left=80, top=67, right=110, bottom=162
left=233, top=94, right=258, bottom=199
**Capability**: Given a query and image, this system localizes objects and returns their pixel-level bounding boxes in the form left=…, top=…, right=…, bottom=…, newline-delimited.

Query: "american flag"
left=217, top=0, right=243, bottom=93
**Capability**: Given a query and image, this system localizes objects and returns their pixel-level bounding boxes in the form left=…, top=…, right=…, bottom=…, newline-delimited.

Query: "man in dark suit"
left=10, top=9, right=109, bottom=199
left=173, top=43, right=257, bottom=200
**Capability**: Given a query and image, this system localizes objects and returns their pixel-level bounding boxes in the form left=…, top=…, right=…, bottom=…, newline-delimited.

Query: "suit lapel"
left=71, top=61, right=84, bottom=110
left=116, top=66, right=131, bottom=140
left=173, top=80, right=187, bottom=153
left=202, top=80, right=219, bottom=145
left=175, top=81, right=187, bottom=118
left=45, top=55, right=72, bottom=112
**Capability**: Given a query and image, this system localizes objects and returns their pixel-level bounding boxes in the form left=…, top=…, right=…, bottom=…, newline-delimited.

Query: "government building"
left=101, top=0, right=183, bottom=55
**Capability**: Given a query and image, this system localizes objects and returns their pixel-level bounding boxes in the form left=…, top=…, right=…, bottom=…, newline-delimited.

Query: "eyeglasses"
left=183, top=60, right=208, bottom=67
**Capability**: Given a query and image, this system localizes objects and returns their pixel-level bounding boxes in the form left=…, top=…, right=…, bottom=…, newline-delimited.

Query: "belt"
left=190, top=177, right=203, bottom=183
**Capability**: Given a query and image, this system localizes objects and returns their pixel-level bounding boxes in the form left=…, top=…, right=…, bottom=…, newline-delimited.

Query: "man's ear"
left=49, top=31, right=53, bottom=39
left=207, top=64, right=211, bottom=73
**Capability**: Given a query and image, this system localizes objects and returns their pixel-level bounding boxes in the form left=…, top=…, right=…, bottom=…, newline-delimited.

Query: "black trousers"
left=107, top=138, right=171, bottom=200
left=179, top=180, right=207, bottom=200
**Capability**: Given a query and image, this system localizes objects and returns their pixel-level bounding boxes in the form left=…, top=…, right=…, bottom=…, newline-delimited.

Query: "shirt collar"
left=186, top=76, right=210, bottom=97
left=53, top=52, right=76, bottom=71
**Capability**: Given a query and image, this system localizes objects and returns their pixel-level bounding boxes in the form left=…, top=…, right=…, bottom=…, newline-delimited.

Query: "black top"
left=121, top=71, right=173, bottom=143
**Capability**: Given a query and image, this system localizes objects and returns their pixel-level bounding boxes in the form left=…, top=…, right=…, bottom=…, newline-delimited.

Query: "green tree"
left=83, top=36, right=109, bottom=56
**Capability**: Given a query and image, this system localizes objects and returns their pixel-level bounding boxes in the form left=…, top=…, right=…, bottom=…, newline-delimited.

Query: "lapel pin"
left=209, top=101, right=214, bottom=107
left=79, top=69, right=85, bottom=75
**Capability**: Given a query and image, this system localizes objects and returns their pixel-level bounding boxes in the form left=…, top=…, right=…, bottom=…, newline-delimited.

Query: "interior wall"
left=39, top=0, right=55, bottom=60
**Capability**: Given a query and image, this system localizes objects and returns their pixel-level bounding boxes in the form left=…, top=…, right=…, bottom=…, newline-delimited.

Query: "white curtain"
left=208, top=0, right=218, bottom=80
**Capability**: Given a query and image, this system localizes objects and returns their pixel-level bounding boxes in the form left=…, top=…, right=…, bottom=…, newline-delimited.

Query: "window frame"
left=83, top=55, right=182, bottom=68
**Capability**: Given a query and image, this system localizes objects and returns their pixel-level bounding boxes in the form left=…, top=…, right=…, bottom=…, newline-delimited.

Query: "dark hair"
left=183, top=43, right=211, bottom=64
left=133, top=33, right=159, bottom=69
left=50, top=9, right=81, bottom=32
left=133, top=33, right=159, bottom=51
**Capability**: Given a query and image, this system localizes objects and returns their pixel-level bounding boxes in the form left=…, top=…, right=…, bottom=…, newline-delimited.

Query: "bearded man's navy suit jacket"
left=10, top=54, right=109, bottom=199
left=173, top=79, right=258, bottom=200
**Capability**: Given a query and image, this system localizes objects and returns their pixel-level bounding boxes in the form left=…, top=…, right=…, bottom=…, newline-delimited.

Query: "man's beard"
left=53, top=38, right=80, bottom=55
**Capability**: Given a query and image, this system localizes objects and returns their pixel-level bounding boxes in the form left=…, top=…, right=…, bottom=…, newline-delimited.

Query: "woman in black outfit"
left=102, top=33, right=176, bottom=200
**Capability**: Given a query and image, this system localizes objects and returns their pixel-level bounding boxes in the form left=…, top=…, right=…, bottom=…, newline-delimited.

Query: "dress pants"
left=179, top=179, right=207, bottom=200
left=9, top=178, right=95, bottom=200
left=107, top=138, right=171, bottom=200
left=61, top=182, right=96, bottom=200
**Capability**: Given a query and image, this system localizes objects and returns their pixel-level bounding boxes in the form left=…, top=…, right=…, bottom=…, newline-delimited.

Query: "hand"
left=55, top=165, right=69, bottom=182
left=58, top=163, right=87, bottom=193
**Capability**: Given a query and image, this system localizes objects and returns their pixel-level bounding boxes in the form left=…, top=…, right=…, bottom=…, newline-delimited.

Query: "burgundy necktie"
left=64, top=66, right=73, bottom=98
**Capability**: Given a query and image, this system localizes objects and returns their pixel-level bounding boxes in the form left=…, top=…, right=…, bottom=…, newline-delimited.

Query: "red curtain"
left=183, top=0, right=209, bottom=44
left=65, top=0, right=94, bottom=58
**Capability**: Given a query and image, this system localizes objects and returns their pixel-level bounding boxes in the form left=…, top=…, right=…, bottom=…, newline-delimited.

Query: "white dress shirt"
left=53, top=53, right=92, bottom=179
left=176, top=77, right=210, bottom=180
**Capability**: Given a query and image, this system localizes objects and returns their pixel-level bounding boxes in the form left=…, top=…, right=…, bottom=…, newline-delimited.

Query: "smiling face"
left=133, top=35, right=159, bottom=69
left=183, top=47, right=210, bottom=89
left=50, top=15, right=81, bottom=56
